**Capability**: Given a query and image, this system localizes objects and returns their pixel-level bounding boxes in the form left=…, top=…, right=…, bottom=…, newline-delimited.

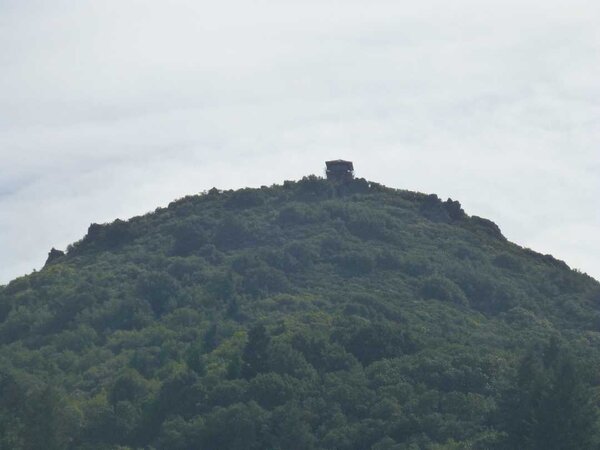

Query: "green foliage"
left=225, top=188, right=265, bottom=209
left=215, top=216, right=253, bottom=250
left=1, top=176, right=599, bottom=449
left=338, top=321, right=416, bottom=366
left=335, top=251, right=375, bottom=277
left=136, top=272, right=180, bottom=316
left=79, top=219, right=136, bottom=251
left=0, top=372, right=81, bottom=450
left=497, top=338, right=600, bottom=449
left=420, top=275, right=468, bottom=306
left=241, top=325, right=270, bottom=379
left=169, top=219, right=208, bottom=257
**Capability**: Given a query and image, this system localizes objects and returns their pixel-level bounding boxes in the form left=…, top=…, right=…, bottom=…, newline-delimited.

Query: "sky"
left=1, top=0, right=599, bottom=284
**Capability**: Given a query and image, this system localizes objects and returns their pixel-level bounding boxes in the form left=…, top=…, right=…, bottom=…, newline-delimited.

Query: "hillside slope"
left=1, top=176, right=599, bottom=449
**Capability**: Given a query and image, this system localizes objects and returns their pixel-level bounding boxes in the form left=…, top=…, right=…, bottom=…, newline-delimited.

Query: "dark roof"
left=325, top=160, right=354, bottom=170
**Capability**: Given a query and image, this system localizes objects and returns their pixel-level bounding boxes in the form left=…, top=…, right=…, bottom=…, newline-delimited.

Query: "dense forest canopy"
left=1, top=176, right=599, bottom=449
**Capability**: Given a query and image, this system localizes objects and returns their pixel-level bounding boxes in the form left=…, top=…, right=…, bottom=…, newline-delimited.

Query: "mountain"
left=1, top=175, right=599, bottom=450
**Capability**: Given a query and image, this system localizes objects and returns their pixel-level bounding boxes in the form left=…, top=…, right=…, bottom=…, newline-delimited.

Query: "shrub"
left=470, top=216, right=505, bottom=240
left=242, top=267, right=290, bottom=297
left=277, top=204, right=322, bottom=226
left=170, top=220, right=207, bottom=256
left=420, top=276, right=468, bottom=305
left=335, top=252, right=375, bottom=277
left=346, top=212, right=391, bottom=241
left=83, top=219, right=136, bottom=250
left=215, top=216, right=253, bottom=250
left=136, top=272, right=180, bottom=316
left=493, top=253, right=523, bottom=272
left=296, top=176, right=334, bottom=201
left=226, top=189, right=265, bottom=209
left=342, top=322, right=417, bottom=366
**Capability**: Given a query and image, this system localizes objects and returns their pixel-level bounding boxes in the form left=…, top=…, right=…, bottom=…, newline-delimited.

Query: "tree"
left=136, top=272, right=180, bottom=316
left=498, top=338, right=599, bottom=449
left=203, top=402, right=268, bottom=450
left=241, top=325, right=271, bottom=379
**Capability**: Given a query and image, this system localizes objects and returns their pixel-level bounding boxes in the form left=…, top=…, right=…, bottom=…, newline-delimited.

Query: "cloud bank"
left=1, top=0, right=599, bottom=283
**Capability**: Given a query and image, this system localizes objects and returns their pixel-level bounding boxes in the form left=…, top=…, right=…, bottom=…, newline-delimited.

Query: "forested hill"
left=1, top=176, right=600, bottom=450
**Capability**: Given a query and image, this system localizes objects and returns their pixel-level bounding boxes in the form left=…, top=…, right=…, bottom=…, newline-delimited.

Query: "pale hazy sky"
left=1, top=0, right=599, bottom=284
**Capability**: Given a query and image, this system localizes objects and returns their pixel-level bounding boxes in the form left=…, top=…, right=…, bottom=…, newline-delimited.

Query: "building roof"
left=325, top=160, right=354, bottom=170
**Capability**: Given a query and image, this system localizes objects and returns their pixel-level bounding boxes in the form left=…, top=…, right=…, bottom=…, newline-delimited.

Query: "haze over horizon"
left=1, top=0, right=599, bottom=284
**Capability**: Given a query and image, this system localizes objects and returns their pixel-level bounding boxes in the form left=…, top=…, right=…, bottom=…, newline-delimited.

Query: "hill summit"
left=1, top=175, right=599, bottom=449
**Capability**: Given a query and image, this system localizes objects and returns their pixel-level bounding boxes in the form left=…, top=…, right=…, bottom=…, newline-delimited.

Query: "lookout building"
left=325, top=160, right=354, bottom=182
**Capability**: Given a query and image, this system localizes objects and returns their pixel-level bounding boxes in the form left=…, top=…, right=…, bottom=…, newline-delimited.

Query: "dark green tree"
left=241, top=325, right=271, bottom=379
left=498, top=338, right=600, bottom=449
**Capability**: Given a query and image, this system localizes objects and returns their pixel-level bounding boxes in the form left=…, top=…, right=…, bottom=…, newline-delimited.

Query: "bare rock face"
left=44, top=247, right=65, bottom=266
